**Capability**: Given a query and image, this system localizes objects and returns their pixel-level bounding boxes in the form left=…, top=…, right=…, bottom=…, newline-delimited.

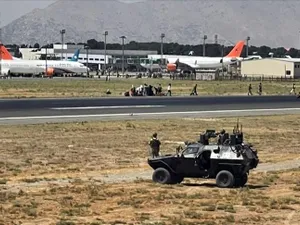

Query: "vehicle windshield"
left=182, top=146, right=199, bottom=156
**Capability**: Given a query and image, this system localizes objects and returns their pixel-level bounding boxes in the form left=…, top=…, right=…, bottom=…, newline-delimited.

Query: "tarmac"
left=0, top=95, right=299, bottom=124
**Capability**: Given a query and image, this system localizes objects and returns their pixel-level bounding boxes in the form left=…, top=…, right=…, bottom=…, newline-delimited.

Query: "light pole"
left=45, top=44, right=48, bottom=77
left=221, top=44, right=224, bottom=76
left=85, top=45, right=89, bottom=76
left=60, top=29, right=66, bottom=60
left=160, top=33, right=165, bottom=66
left=203, top=35, right=207, bottom=56
left=298, top=31, right=300, bottom=57
left=214, top=34, right=218, bottom=44
left=104, top=31, right=108, bottom=73
left=246, top=36, right=250, bottom=57
left=120, top=36, right=126, bottom=75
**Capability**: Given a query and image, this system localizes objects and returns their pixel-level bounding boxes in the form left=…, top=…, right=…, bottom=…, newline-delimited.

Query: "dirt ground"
left=1, top=169, right=300, bottom=225
left=1, top=115, right=300, bottom=182
left=1, top=115, right=300, bottom=224
left=0, top=78, right=298, bottom=98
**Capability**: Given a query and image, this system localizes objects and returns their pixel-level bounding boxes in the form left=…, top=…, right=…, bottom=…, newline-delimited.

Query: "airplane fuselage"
left=0, top=59, right=89, bottom=75
left=147, top=55, right=237, bottom=69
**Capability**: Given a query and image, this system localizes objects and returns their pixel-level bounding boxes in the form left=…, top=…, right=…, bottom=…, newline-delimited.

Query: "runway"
left=0, top=95, right=299, bottom=124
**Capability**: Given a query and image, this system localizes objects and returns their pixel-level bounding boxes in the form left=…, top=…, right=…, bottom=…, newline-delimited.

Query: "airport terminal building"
left=19, top=44, right=158, bottom=72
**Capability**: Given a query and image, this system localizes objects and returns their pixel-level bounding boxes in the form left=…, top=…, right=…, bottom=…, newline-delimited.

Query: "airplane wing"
left=176, top=59, right=199, bottom=69
left=35, top=65, right=77, bottom=74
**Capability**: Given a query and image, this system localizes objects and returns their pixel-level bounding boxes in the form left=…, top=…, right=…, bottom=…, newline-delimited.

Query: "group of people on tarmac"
left=124, top=82, right=299, bottom=98
left=126, top=83, right=172, bottom=96
left=248, top=83, right=299, bottom=96
left=125, top=83, right=200, bottom=97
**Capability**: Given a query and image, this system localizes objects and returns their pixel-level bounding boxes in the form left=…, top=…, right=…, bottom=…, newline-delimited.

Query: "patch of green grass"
left=0, top=78, right=298, bottom=98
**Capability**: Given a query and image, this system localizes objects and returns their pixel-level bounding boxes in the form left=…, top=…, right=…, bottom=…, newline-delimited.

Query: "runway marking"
left=50, top=105, right=166, bottom=110
left=1, top=107, right=300, bottom=121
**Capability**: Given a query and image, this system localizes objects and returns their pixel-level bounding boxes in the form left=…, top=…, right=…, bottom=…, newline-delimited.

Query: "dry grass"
left=0, top=78, right=298, bottom=98
left=0, top=115, right=300, bottom=182
left=1, top=169, right=300, bottom=224
left=1, top=115, right=300, bottom=224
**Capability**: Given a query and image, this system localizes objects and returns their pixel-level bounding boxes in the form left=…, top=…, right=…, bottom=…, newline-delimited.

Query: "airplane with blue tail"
left=68, top=49, right=80, bottom=61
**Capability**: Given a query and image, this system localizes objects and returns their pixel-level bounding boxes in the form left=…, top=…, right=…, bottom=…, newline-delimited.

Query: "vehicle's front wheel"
left=216, top=170, right=235, bottom=188
left=152, top=168, right=172, bottom=184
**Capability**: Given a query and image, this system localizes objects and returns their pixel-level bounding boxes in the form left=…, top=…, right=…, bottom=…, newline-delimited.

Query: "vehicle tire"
left=152, top=168, right=172, bottom=184
left=216, top=170, right=235, bottom=188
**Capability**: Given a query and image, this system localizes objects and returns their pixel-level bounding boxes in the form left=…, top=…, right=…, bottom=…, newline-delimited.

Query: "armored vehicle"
left=147, top=122, right=259, bottom=188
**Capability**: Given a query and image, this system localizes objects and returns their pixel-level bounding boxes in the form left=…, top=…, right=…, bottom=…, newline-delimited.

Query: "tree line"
left=5, top=39, right=300, bottom=58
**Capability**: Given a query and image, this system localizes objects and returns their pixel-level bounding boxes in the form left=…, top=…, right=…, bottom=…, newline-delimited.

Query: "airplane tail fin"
left=226, top=40, right=245, bottom=58
left=0, top=43, right=14, bottom=60
left=69, top=49, right=80, bottom=61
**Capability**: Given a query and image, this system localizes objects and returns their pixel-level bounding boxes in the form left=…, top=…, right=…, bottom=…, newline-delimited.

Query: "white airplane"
left=143, top=40, right=245, bottom=72
left=0, top=44, right=89, bottom=76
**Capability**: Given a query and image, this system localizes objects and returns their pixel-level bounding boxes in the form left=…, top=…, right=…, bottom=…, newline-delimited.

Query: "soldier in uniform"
left=149, top=133, right=161, bottom=158
left=217, top=129, right=226, bottom=145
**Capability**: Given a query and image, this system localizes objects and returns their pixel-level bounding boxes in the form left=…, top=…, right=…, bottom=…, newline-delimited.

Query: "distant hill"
left=1, top=0, right=300, bottom=48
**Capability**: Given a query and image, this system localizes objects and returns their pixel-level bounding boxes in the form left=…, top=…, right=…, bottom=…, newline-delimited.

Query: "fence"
left=216, top=75, right=300, bottom=82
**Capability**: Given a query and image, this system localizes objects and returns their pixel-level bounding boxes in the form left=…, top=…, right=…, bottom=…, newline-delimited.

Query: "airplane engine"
left=167, top=63, right=177, bottom=72
left=45, top=68, right=55, bottom=77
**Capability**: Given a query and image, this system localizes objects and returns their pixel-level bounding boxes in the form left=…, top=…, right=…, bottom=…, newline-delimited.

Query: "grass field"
left=1, top=115, right=300, bottom=181
left=1, top=115, right=300, bottom=224
left=0, top=78, right=299, bottom=98
left=1, top=169, right=300, bottom=224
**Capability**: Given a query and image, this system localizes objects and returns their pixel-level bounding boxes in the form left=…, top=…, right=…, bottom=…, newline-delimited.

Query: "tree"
left=33, top=43, right=40, bottom=48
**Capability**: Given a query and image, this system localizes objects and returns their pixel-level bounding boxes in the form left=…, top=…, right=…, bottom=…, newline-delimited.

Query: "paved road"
left=0, top=95, right=299, bottom=124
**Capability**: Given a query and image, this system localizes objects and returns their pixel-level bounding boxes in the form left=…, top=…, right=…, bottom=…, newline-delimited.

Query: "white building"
left=18, top=44, right=157, bottom=71
left=241, top=58, right=300, bottom=79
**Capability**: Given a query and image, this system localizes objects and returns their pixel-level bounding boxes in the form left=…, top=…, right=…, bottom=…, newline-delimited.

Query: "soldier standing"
left=217, top=129, right=226, bottom=145
left=149, top=133, right=161, bottom=158
left=248, top=84, right=253, bottom=96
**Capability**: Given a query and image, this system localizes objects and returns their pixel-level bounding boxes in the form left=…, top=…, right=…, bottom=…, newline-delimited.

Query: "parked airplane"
left=142, top=40, right=245, bottom=72
left=68, top=49, right=80, bottom=62
left=0, top=45, right=89, bottom=76
left=11, top=48, right=81, bottom=62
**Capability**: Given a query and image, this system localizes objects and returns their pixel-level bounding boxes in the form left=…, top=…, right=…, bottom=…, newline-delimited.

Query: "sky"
left=0, top=0, right=144, bottom=27
left=0, top=0, right=56, bottom=26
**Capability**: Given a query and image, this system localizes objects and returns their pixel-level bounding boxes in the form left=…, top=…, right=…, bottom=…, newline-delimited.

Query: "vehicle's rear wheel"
left=235, top=173, right=248, bottom=187
left=216, top=170, right=235, bottom=188
left=152, top=168, right=172, bottom=184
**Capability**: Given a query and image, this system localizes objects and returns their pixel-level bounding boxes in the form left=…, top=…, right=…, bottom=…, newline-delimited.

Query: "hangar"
left=241, top=58, right=300, bottom=79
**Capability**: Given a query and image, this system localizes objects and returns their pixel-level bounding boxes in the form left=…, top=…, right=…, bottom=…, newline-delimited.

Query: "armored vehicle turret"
left=147, top=121, right=259, bottom=188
